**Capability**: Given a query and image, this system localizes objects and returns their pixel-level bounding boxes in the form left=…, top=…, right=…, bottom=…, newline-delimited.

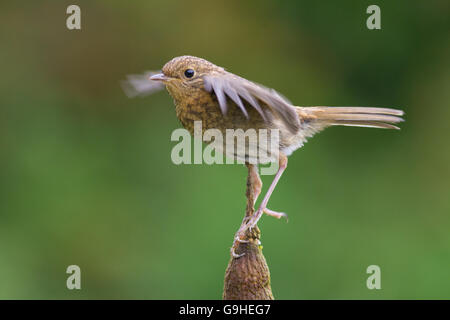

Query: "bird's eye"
left=184, top=69, right=195, bottom=78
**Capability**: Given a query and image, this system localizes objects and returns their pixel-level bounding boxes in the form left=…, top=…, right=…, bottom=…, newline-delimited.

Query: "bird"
left=123, top=55, right=404, bottom=257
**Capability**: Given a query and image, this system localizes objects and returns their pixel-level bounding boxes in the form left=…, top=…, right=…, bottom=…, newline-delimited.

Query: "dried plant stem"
left=223, top=164, right=274, bottom=300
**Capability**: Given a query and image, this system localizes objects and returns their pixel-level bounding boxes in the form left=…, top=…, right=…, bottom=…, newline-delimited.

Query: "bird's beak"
left=149, top=73, right=169, bottom=82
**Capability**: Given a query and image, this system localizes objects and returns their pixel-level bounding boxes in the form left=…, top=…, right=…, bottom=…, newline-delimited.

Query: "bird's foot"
left=245, top=206, right=288, bottom=231
left=234, top=235, right=249, bottom=243
left=230, top=233, right=263, bottom=258
left=245, top=207, right=263, bottom=232
left=231, top=248, right=245, bottom=259
left=230, top=234, right=248, bottom=258
left=231, top=207, right=285, bottom=259
left=263, top=208, right=288, bottom=221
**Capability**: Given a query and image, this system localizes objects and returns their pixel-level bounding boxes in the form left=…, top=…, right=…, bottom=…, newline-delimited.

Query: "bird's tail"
left=296, top=106, right=404, bottom=131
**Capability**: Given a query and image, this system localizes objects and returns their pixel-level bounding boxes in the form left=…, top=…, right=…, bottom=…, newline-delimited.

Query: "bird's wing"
left=121, top=71, right=165, bottom=98
left=203, top=73, right=301, bottom=133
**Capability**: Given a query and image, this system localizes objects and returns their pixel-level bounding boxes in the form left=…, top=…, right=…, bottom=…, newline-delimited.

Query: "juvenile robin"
left=123, top=55, right=404, bottom=257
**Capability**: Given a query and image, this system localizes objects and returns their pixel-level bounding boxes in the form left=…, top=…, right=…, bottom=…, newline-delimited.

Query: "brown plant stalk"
left=223, top=164, right=274, bottom=300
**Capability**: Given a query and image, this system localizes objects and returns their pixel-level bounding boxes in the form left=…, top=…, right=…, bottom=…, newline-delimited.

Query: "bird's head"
left=150, top=55, right=224, bottom=101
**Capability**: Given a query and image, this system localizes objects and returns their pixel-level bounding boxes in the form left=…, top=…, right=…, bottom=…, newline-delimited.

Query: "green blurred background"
left=0, top=0, right=449, bottom=299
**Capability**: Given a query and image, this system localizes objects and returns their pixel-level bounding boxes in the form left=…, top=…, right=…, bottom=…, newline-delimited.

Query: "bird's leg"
left=248, top=162, right=288, bottom=220
left=230, top=163, right=259, bottom=258
left=248, top=163, right=262, bottom=205
left=233, top=163, right=260, bottom=243
left=246, top=153, right=288, bottom=230
left=231, top=159, right=288, bottom=258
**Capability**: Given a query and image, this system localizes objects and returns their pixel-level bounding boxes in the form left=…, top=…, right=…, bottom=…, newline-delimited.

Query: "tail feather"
left=297, top=106, right=404, bottom=131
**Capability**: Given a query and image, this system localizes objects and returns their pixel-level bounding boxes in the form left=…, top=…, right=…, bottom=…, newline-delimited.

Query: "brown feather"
left=297, top=106, right=404, bottom=131
left=203, top=73, right=301, bottom=134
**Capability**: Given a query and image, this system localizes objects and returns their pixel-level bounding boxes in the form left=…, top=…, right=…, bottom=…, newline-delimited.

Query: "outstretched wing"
left=203, top=73, right=301, bottom=133
left=121, top=71, right=165, bottom=98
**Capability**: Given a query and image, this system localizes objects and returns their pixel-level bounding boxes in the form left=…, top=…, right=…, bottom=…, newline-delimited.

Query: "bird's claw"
left=231, top=247, right=245, bottom=258
left=230, top=234, right=248, bottom=258
left=230, top=237, right=262, bottom=258
left=230, top=206, right=286, bottom=259
left=234, top=236, right=249, bottom=243
left=264, top=208, right=288, bottom=221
